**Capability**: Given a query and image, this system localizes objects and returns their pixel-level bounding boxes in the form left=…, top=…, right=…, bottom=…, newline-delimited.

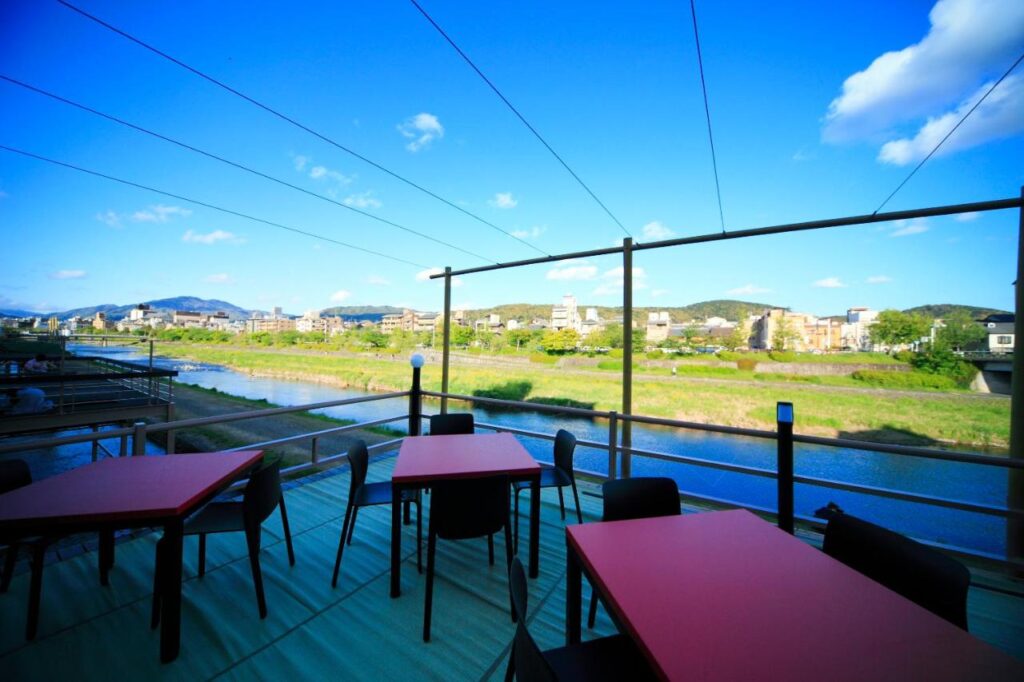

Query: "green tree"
left=721, top=322, right=748, bottom=352
left=870, top=310, right=932, bottom=351
left=936, top=310, right=986, bottom=351
left=505, top=328, right=536, bottom=351
left=771, top=316, right=800, bottom=351
left=541, top=328, right=580, bottom=353
left=362, top=329, right=389, bottom=348
left=451, top=325, right=474, bottom=347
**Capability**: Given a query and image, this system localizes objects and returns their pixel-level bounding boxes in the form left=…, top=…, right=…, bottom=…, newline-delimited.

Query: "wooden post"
left=441, top=267, right=452, bottom=414
left=1008, top=187, right=1024, bottom=567
left=607, top=411, right=618, bottom=480
left=621, top=238, right=633, bottom=478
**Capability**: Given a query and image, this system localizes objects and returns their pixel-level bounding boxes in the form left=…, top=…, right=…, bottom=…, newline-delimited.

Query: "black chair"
left=151, top=456, right=295, bottom=626
left=428, top=412, right=474, bottom=435
left=424, top=475, right=511, bottom=642
left=823, top=512, right=970, bottom=629
left=505, top=556, right=655, bottom=682
left=0, top=459, right=51, bottom=641
left=331, top=440, right=421, bottom=587
left=587, top=477, right=680, bottom=628
left=513, top=430, right=581, bottom=552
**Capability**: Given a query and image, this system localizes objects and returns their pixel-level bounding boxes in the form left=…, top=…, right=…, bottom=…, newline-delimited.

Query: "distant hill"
left=0, top=308, right=45, bottom=318
left=53, top=296, right=254, bottom=321
left=462, top=299, right=778, bottom=326
left=903, top=304, right=1010, bottom=320
left=319, top=305, right=403, bottom=322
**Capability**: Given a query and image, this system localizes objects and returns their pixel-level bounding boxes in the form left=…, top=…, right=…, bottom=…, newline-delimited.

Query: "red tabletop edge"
left=393, top=432, right=540, bottom=483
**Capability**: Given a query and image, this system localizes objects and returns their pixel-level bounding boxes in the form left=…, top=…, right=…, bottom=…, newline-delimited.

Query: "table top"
left=0, top=451, right=264, bottom=529
left=393, top=432, right=540, bottom=483
left=567, top=509, right=1023, bottom=682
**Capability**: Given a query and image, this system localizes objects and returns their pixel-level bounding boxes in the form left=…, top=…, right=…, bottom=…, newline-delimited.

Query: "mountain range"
left=0, top=296, right=1010, bottom=324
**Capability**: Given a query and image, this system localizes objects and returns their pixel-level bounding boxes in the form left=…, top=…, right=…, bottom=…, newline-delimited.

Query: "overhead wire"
left=688, top=0, right=725, bottom=234
left=56, top=0, right=548, bottom=257
left=873, top=51, right=1024, bottom=214
left=0, top=144, right=429, bottom=269
left=0, top=74, right=498, bottom=265
left=408, top=0, right=633, bottom=239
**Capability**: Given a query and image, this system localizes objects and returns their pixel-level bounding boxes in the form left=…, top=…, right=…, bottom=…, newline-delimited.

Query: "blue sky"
left=1, top=0, right=1022, bottom=317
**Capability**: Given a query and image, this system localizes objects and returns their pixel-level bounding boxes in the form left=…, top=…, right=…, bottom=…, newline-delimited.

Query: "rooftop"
left=2, top=452, right=1022, bottom=680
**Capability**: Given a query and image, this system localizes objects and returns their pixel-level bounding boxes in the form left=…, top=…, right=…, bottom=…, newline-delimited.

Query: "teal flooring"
left=1, top=455, right=1021, bottom=681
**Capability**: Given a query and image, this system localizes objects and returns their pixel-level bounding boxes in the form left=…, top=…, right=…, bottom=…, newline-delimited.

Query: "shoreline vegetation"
left=156, top=343, right=1010, bottom=452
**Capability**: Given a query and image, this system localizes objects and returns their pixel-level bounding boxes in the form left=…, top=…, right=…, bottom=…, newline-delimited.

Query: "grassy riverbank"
left=159, top=345, right=1010, bottom=450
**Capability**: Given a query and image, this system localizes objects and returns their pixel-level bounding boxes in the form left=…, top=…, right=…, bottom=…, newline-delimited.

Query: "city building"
left=551, top=294, right=581, bottom=332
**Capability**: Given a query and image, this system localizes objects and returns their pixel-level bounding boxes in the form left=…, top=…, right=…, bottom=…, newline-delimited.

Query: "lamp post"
left=776, top=401, right=795, bottom=534
left=409, top=353, right=424, bottom=437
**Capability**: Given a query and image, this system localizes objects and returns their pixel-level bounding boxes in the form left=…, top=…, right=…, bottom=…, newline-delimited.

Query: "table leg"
left=159, top=519, right=184, bottom=663
left=566, top=540, right=581, bottom=645
left=529, top=476, right=540, bottom=579
left=390, top=482, right=402, bottom=598
left=99, top=529, right=114, bottom=586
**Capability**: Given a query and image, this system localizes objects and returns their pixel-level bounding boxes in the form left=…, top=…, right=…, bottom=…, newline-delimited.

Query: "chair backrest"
left=0, top=459, right=32, bottom=494
left=602, top=477, right=681, bottom=522
left=552, top=429, right=577, bottom=477
left=509, top=557, right=558, bottom=682
left=430, top=475, right=508, bottom=540
left=346, top=440, right=369, bottom=498
left=823, top=513, right=970, bottom=630
left=243, top=457, right=284, bottom=529
left=429, top=413, right=474, bottom=436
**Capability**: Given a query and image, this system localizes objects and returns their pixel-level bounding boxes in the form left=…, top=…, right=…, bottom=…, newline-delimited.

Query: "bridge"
left=963, top=352, right=1014, bottom=394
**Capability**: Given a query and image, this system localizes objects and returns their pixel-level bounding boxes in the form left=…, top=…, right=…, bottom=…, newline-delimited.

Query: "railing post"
left=1008, top=184, right=1024, bottom=571
left=441, top=266, right=452, bottom=414
left=91, top=424, right=100, bottom=462
left=132, top=421, right=147, bottom=456
left=607, top=411, right=619, bottom=480
left=621, top=237, right=633, bottom=479
left=776, top=402, right=795, bottom=534
left=311, top=436, right=320, bottom=465
left=409, top=358, right=423, bottom=437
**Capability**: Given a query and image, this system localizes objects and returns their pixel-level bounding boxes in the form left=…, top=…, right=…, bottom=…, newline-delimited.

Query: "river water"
left=58, top=343, right=1010, bottom=557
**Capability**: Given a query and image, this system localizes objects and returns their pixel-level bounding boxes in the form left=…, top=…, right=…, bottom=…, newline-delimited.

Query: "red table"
left=566, top=509, right=1023, bottom=681
left=390, top=432, right=541, bottom=597
left=0, top=450, right=264, bottom=662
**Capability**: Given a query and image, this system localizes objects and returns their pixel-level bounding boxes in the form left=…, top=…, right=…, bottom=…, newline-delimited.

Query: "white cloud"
left=293, top=154, right=309, bottom=171
left=489, top=192, right=518, bottom=209
left=343, top=191, right=382, bottom=209
left=651, top=289, right=670, bottom=298
left=511, top=225, right=546, bottom=240
left=205, top=273, right=233, bottom=284
left=546, top=260, right=598, bottom=281
left=308, top=165, right=353, bottom=187
left=50, top=269, right=86, bottom=280
left=813, top=277, right=847, bottom=289
left=954, top=211, right=980, bottom=222
left=727, top=284, right=771, bottom=296
left=182, top=229, right=243, bottom=245
left=132, top=204, right=192, bottom=223
left=824, top=0, right=1024, bottom=145
left=95, top=210, right=122, bottom=228
left=866, top=275, right=893, bottom=284
left=889, top=218, right=929, bottom=237
left=592, top=266, right=647, bottom=296
left=878, top=74, right=1024, bottom=165
left=330, top=290, right=352, bottom=302
left=398, top=112, right=444, bottom=152
left=641, top=221, right=673, bottom=240
left=792, top=149, right=815, bottom=162
left=367, top=275, right=391, bottom=286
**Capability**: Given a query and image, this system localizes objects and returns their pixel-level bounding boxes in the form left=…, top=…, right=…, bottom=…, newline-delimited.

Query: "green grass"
left=157, top=344, right=1010, bottom=449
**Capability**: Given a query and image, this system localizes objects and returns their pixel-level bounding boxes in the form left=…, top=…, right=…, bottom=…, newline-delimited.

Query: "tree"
left=721, top=322, right=748, bottom=352
left=870, top=310, right=932, bottom=351
left=505, top=328, right=536, bottom=351
left=541, top=328, right=580, bottom=353
left=771, top=316, right=800, bottom=351
left=451, top=325, right=474, bottom=347
left=936, top=310, right=986, bottom=351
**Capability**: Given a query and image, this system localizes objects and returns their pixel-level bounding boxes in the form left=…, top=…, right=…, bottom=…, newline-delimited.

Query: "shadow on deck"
left=1, top=453, right=1021, bottom=681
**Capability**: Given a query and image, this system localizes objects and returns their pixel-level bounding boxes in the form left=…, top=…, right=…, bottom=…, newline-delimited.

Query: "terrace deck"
left=1, top=453, right=1021, bottom=680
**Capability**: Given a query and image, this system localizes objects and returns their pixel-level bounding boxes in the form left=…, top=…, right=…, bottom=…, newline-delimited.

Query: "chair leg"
left=504, top=650, right=515, bottom=682
left=1, top=541, right=19, bottom=593
left=570, top=480, right=583, bottom=524
left=416, top=496, right=423, bottom=575
left=279, top=497, right=295, bottom=566
left=587, top=586, right=599, bottom=629
left=557, top=486, right=566, bottom=521
left=99, top=529, right=114, bottom=586
left=151, top=537, right=164, bottom=629
left=503, top=522, right=514, bottom=622
left=488, top=534, right=495, bottom=566
left=198, top=534, right=207, bottom=577
left=347, top=506, right=360, bottom=546
left=26, top=543, right=45, bottom=641
left=331, top=502, right=354, bottom=588
left=246, top=526, right=267, bottom=619
left=423, top=520, right=437, bottom=642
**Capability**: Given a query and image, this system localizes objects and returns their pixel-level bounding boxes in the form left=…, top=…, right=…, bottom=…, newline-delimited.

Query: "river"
left=52, top=343, right=1011, bottom=557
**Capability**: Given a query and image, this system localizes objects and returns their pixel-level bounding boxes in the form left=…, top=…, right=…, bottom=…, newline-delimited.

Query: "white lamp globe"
left=410, top=353, right=425, bottom=369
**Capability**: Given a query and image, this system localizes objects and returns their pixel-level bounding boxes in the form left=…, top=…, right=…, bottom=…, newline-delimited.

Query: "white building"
left=551, top=295, right=581, bottom=332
